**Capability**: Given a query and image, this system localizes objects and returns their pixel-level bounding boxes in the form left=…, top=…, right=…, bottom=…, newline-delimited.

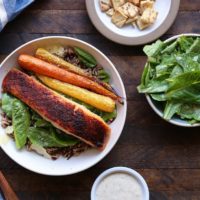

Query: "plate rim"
left=0, top=36, right=127, bottom=176
left=86, top=0, right=180, bottom=45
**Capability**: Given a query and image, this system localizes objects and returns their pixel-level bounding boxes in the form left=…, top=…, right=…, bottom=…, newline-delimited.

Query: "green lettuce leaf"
left=187, top=38, right=200, bottom=53
left=138, top=75, right=169, bottom=93
left=167, top=71, right=200, bottom=93
left=74, top=47, right=97, bottom=68
left=177, top=36, right=194, bottom=52
left=163, top=101, right=181, bottom=120
left=178, top=104, right=200, bottom=121
left=2, top=93, right=14, bottom=118
left=12, top=99, right=30, bottom=149
left=143, top=40, right=164, bottom=57
left=27, top=127, right=77, bottom=148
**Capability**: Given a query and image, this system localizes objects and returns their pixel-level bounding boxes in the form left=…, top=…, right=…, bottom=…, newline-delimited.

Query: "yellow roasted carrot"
left=37, top=75, right=116, bottom=113
left=35, top=48, right=89, bottom=77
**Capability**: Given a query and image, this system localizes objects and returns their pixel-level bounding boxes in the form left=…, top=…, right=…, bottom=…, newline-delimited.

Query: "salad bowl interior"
left=0, top=36, right=127, bottom=175
left=145, top=33, right=200, bottom=127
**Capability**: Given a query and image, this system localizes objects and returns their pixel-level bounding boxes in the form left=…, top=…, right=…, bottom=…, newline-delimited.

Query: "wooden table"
left=0, top=0, right=200, bottom=199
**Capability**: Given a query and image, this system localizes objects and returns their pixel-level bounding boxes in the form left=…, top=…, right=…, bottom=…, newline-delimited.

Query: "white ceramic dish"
left=86, top=0, right=180, bottom=45
left=146, top=33, right=200, bottom=127
left=91, top=167, right=149, bottom=200
left=0, top=36, right=127, bottom=176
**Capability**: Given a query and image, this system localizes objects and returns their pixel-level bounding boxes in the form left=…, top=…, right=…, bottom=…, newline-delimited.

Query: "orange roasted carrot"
left=18, top=54, right=119, bottom=100
left=35, top=48, right=114, bottom=92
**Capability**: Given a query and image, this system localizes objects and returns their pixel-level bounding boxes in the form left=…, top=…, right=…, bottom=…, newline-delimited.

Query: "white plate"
left=0, top=36, right=127, bottom=176
left=86, top=0, right=180, bottom=45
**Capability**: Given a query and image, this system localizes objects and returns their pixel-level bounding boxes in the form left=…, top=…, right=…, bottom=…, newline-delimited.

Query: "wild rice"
left=1, top=112, right=12, bottom=128
left=46, top=142, right=90, bottom=160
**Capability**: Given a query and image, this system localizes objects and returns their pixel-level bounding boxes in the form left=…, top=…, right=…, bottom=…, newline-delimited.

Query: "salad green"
left=27, top=127, right=77, bottom=148
left=1, top=93, right=78, bottom=149
left=12, top=99, right=30, bottom=149
left=74, top=47, right=97, bottom=68
left=138, top=36, right=200, bottom=123
left=2, top=93, right=14, bottom=118
left=74, top=47, right=111, bottom=83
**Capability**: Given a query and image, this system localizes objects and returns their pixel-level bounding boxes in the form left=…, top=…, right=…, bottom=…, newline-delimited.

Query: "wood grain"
left=0, top=0, right=200, bottom=199
left=1, top=168, right=200, bottom=200
left=2, top=11, right=200, bottom=35
left=28, top=0, right=200, bottom=11
left=30, top=0, right=86, bottom=10
left=0, top=33, right=145, bottom=56
left=0, top=171, right=19, bottom=200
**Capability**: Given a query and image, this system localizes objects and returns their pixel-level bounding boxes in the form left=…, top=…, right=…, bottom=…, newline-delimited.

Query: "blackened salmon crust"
left=2, top=69, right=110, bottom=149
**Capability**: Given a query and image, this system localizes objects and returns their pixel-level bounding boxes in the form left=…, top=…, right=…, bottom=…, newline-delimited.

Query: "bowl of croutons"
left=86, top=0, right=180, bottom=45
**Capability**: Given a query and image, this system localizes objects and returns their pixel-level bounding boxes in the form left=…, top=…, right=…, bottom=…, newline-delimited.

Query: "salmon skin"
left=2, top=69, right=110, bottom=150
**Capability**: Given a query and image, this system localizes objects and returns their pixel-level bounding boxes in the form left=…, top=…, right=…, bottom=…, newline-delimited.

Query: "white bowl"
left=146, top=33, right=200, bottom=127
left=86, top=0, right=180, bottom=45
left=91, top=167, right=149, bottom=200
left=0, top=36, right=127, bottom=175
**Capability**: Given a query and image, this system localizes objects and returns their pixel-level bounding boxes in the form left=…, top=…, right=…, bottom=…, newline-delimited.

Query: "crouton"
left=140, top=0, right=154, bottom=13
left=120, top=2, right=139, bottom=18
left=125, top=16, right=138, bottom=24
left=127, top=0, right=140, bottom=6
left=112, top=8, right=128, bottom=27
left=111, top=0, right=126, bottom=10
left=106, top=8, right=114, bottom=16
left=99, top=0, right=111, bottom=12
left=141, top=8, right=158, bottom=24
left=136, top=17, right=150, bottom=30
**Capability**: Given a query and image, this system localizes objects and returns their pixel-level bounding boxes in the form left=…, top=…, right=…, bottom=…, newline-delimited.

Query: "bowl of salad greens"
left=137, top=33, right=200, bottom=127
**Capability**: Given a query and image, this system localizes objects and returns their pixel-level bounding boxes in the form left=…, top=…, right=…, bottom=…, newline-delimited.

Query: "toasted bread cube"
left=112, top=9, right=128, bottom=27
left=136, top=17, right=150, bottom=30
left=141, top=8, right=158, bottom=24
left=120, top=2, right=139, bottom=18
left=125, top=16, right=138, bottom=24
left=140, top=0, right=154, bottom=13
left=127, top=0, right=140, bottom=6
left=99, top=0, right=111, bottom=12
left=115, top=19, right=127, bottom=27
left=106, top=8, right=114, bottom=16
left=111, top=0, right=126, bottom=10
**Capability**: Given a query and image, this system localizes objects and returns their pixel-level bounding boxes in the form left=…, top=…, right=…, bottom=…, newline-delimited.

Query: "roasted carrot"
left=18, top=54, right=119, bottom=100
left=38, top=75, right=115, bottom=112
left=35, top=48, right=115, bottom=92
left=35, top=48, right=90, bottom=77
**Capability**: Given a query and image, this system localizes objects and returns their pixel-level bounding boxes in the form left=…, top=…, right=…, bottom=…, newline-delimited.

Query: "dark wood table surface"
left=0, top=0, right=200, bottom=199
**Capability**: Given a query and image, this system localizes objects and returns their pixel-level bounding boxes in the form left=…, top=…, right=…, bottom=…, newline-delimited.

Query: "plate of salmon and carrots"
left=0, top=36, right=127, bottom=176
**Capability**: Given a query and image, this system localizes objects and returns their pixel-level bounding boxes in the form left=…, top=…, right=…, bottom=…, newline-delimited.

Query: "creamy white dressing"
left=96, top=173, right=143, bottom=200
left=0, top=134, right=10, bottom=145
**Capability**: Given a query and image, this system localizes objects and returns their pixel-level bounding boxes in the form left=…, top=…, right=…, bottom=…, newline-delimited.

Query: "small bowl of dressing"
left=91, top=167, right=149, bottom=200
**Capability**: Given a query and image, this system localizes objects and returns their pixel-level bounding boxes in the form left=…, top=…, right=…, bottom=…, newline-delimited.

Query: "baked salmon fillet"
left=2, top=69, right=111, bottom=150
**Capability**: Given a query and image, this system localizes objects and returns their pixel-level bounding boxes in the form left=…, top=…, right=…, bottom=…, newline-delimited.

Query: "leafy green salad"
left=1, top=93, right=78, bottom=150
left=138, top=36, right=200, bottom=124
